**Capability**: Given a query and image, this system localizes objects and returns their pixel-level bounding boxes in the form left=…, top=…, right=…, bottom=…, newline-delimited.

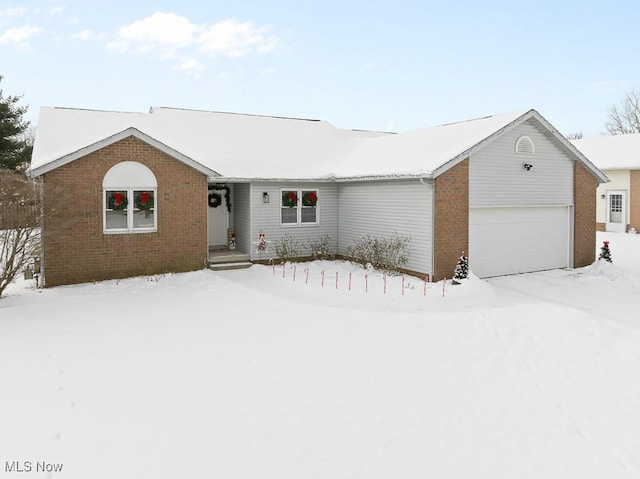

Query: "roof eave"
left=212, top=176, right=338, bottom=183
left=431, top=109, right=610, bottom=184
left=432, top=109, right=536, bottom=178
left=29, top=127, right=218, bottom=178
left=211, top=173, right=434, bottom=183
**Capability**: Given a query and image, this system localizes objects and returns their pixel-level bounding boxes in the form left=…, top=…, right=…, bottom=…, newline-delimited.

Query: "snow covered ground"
left=1, top=231, right=639, bottom=478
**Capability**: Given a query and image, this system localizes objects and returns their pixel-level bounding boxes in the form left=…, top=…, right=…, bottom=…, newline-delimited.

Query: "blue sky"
left=2, top=0, right=639, bottom=137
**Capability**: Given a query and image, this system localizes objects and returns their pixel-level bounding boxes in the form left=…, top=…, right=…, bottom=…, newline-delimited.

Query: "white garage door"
left=469, top=206, right=571, bottom=278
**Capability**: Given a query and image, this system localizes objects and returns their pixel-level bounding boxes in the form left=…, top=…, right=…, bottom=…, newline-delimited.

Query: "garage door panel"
left=469, top=207, right=570, bottom=278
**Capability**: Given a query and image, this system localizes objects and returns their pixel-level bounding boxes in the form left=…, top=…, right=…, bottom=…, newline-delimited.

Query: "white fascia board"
left=212, top=173, right=433, bottom=183
left=432, top=110, right=535, bottom=178
left=334, top=173, right=433, bottom=182
left=29, top=127, right=218, bottom=178
left=430, top=109, right=610, bottom=184
left=211, top=176, right=337, bottom=183
left=528, top=111, right=610, bottom=184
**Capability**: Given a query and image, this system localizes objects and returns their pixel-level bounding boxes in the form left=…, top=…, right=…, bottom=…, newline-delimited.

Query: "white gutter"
left=211, top=173, right=434, bottom=183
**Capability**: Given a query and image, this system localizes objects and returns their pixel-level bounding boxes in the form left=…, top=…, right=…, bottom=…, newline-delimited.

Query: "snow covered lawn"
left=1, top=232, right=639, bottom=478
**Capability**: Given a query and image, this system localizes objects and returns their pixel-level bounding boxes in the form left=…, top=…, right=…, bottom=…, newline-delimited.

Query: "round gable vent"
left=515, top=135, right=535, bottom=154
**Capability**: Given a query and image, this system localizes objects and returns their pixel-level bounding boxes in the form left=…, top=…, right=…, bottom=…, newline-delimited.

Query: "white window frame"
left=280, top=188, right=319, bottom=227
left=103, top=161, right=158, bottom=234
left=104, top=188, right=157, bottom=233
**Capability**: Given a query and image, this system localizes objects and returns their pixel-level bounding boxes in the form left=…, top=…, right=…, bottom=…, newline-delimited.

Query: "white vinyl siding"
left=338, top=180, right=433, bottom=275
left=470, top=119, right=574, bottom=207
left=250, top=182, right=338, bottom=260
left=596, top=170, right=630, bottom=225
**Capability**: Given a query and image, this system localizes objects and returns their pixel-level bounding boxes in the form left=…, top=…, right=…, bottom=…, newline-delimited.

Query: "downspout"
left=249, top=182, right=254, bottom=261
left=420, top=176, right=435, bottom=280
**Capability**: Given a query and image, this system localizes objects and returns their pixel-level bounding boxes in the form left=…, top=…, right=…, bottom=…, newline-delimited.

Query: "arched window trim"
left=103, top=161, right=158, bottom=234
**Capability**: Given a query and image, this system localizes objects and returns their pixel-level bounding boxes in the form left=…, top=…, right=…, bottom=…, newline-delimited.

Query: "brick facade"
left=433, top=159, right=469, bottom=281
left=42, top=136, right=208, bottom=286
left=573, top=162, right=597, bottom=268
left=630, top=170, right=640, bottom=231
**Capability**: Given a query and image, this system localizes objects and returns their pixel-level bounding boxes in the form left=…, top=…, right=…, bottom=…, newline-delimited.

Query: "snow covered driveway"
left=489, top=265, right=640, bottom=330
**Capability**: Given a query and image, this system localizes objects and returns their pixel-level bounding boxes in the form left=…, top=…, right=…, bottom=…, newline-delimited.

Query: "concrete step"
left=207, top=261, right=253, bottom=271
left=208, top=253, right=251, bottom=264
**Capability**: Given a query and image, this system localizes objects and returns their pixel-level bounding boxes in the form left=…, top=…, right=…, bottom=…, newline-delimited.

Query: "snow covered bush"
left=346, top=233, right=410, bottom=273
left=275, top=232, right=301, bottom=262
left=308, top=235, right=335, bottom=260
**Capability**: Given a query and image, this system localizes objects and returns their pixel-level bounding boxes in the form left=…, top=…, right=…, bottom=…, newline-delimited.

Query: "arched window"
left=515, top=135, right=535, bottom=154
left=103, top=161, right=157, bottom=233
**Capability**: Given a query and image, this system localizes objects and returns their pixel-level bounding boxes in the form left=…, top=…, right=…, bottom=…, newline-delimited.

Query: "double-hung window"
left=103, top=161, right=158, bottom=233
left=281, top=188, right=318, bottom=226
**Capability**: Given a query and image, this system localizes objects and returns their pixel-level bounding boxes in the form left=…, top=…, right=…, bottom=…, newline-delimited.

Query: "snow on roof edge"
left=29, top=127, right=217, bottom=178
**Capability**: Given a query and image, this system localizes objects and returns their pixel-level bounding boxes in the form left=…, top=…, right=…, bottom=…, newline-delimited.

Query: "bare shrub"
left=0, top=169, right=41, bottom=297
left=308, top=234, right=335, bottom=260
left=346, top=233, right=411, bottom=273
left=274, top=232, right=301, bottom=262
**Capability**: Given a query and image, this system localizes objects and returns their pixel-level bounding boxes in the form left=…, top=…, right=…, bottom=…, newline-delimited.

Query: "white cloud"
left=176, top=57, right=205, bottom=78
left=259, top=67, right=277, bottom=76
left=198, top=19, right=278, bottom=58
left=109, top=12, right=198, bottom=56
left=48, top=5, right=66, bottom=16
left=0, top=7, right=26, bottom=17
left=70, top=29, right=105, bottom=41
left=108, top=12, right=279, bottom=74
left=0, top=25, right=42, bottom=47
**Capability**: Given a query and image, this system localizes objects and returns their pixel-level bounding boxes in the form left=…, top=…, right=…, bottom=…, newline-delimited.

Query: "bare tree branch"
left=606, top=88, right=640, bottom=135
left=0, top=168, right=41, bottom=297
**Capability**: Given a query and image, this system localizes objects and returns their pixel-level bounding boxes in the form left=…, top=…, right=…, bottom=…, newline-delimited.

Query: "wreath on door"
left=208, top=184, right=231, bottom=212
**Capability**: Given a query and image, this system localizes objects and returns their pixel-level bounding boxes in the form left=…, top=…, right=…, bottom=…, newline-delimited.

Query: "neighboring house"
left=571, top=134, right=640, bottom=233
left=29, top=107, right=607, bottom=287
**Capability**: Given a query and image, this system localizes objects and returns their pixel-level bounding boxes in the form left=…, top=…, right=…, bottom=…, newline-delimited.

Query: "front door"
left=606, top=190, right=627, bottom=233
left=208, top=185, right=229, bottom=248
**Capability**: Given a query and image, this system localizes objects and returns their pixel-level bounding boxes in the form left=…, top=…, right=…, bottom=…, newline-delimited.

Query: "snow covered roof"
left=30, top=106, right=607, bottom=182
left=571, top=133, right=640, bottom=170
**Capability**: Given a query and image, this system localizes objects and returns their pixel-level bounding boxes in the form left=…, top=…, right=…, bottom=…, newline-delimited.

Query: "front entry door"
left=606, top=190, right=627, bottom=233
left=208, top=186, right=229, bottom=248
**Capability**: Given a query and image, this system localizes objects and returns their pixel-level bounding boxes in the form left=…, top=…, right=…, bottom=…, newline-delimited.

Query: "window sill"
left=104, top=229, right=157, bottom=235
left=279, top=223, right=320, bottom=228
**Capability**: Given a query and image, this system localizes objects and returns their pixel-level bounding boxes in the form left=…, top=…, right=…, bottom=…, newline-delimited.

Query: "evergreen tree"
left=453, top=251, right=469, bottom=284
left=598, top=240, right=612, bottom=263
left=0, top=76, right=32, bottom=171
